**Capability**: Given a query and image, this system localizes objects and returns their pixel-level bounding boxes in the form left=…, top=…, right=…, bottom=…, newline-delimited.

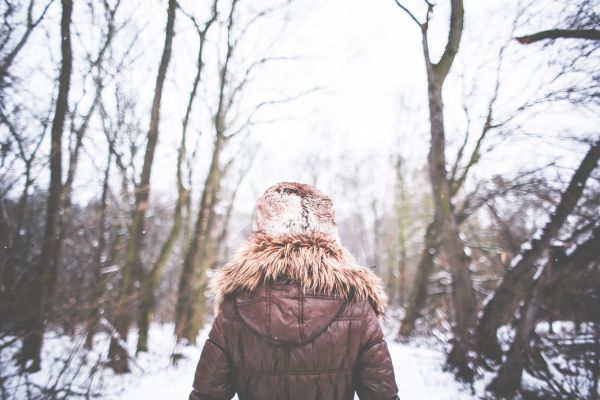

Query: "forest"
left=0, top=0, right=599, bottom=399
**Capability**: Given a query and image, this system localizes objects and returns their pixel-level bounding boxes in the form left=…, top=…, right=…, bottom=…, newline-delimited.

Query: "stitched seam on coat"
left=236, top=297, right=267, bottom=305
left=205, top=338, right=228, bottom=355
left=278, top=294, right=340, bottom=300
left=236, top=369, right=353, bottom=376
left=362, top=337, right=385, bottom=352
left=359, top=302, right=367, bottom=346
left=238, top=294, right=341, bottom=303
left=299, top=290, right=305, bottom=342
left=267, top=285, right=271, bottom=338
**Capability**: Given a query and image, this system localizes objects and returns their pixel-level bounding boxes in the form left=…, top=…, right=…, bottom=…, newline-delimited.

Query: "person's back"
left=189, top=182, right=399, bottom=400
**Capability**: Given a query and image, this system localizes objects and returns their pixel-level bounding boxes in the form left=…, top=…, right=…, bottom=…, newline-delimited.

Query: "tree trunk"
left=136, top=5, right=217, bottom=352
left=419, top=0, right=475, bottom=380
left=108, top=0, right=176, bottom=374
left=174, top=145, right=222, bottom=344
left=427, top=80, right=476, bottom=380
left=19, top=0, right=73, bottom=372
left=399, top=219, right=439, bottom=337
left=476, top=138, right=600, bottom=362
left=136, top=113, right=188, bottom=354
left=84, top=150, right=112, bottom=349
left=1, top=163, right=33, bottom=294
left=174, top=0, right=237, bottom=345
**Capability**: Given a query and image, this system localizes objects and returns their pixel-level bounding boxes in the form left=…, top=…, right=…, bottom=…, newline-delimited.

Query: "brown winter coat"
left=189, top=232, right=399, bottom=400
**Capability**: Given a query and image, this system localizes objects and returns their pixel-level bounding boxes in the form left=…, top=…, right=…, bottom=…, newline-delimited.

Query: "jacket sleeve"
left=189, top=312, right=235, bottom=400
left=355, top=304, right=399, bottom=400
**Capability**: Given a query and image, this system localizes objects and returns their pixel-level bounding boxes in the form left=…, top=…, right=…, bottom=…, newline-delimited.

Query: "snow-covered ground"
left=117, top=324, right=477, bottom=399
left=122, top=325, right=477, bottom=400
left=2, top=323, right=479, bottom=399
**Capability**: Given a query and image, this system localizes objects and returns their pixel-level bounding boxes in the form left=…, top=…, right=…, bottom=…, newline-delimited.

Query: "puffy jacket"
left=188, top=232, right=399, bottom=400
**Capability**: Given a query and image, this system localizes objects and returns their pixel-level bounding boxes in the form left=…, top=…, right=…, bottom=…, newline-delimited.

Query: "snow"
left=8, top=320, right=596, bottom=399
left=389, top=342, right=475, bottom=399
left=116, top=325, right=476, bottom=400
left=2, top=323, right=477, bottom=399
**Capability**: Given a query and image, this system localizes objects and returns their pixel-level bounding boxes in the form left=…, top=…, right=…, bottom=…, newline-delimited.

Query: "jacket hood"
left=211, top=232, right=388, bottom=320
left=234, top=283, right=345, bottom=346
left=211, top=232, right=388, bottom=346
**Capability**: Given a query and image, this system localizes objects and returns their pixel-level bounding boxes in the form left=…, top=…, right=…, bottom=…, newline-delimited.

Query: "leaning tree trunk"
left=19, top=0, right=73, bottom=372
left=488, top=227, right=600, bottom=397
left=476, top=138, right=600, bottom=362
left=108, top=0, right=176, bottom=374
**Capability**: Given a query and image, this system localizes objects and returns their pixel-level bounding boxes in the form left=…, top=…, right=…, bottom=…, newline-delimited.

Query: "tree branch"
left=393, top=0, right=422, bottom=27
left=432, top=0, right=463, bottom=82
left=516, top=29, right=600, bottom=44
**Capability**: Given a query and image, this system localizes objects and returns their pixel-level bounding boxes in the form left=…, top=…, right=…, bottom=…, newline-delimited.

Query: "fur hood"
left=211, top=232, right=388, bottom=317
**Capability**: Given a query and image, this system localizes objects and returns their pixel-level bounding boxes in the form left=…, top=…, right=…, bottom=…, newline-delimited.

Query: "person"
left=189, top=182, right=399, bottom=400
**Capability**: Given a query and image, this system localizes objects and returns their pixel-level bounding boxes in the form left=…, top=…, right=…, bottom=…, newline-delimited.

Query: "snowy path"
left=111, top=324, right=475, bottom=400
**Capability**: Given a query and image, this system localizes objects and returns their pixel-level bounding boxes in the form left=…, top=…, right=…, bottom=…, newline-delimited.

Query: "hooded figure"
left=189, top=182, right=399, bottom=400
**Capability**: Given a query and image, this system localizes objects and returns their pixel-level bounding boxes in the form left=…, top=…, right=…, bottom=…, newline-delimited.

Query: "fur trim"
left=211, top=232, right=388, bottom=317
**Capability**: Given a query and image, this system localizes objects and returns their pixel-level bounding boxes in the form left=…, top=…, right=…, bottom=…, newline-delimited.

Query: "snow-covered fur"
left=252, top=182, right=340, bottom=241
left=211, top=231, right=388, bottom=317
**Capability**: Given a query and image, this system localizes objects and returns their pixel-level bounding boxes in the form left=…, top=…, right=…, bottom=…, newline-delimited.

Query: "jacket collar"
left=211, top=232, right=388, bottom=317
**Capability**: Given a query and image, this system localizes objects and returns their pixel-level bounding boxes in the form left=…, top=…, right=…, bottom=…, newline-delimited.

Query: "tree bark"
left=174, top=141, right=222, bottom=344
left=108, top=0, right=176, bottom=374
left=84, top=148, right=112, bottom=349
left=476, top=138, right=600, bottom=362
left=19, top=0, right=73, bottom=372
left=399, top=219, right=439, bottom=337
left=392, top=155, right=409, bottom=305
left=136, top=108, right=188, bottom=354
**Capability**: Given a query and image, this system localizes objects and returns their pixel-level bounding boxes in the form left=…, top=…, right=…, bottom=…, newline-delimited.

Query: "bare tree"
left=56, top=0, right=123, bottom=291
left=108, top=0, right=177, bottom=374
left=173, top=0, right=312, bottom=345
left=136, top=0, right=219, bottom=354
left=393, top=0, right=479, bottom=379
left=19, top=0, right=73, bottom=372
left=174, top=0, right=240, bottom=345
